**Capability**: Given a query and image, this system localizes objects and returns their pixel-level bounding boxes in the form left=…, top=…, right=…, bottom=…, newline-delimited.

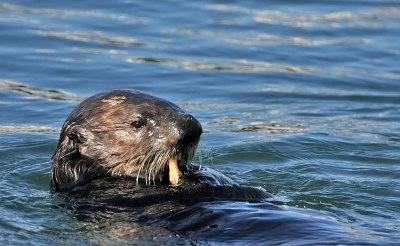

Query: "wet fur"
left=51, top=90, right=202, bottom=191
left=51, top=90, right=272, bottom=243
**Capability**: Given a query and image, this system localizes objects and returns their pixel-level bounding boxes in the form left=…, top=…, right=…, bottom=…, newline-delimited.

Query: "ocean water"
left=0, top=0, right=399, bottom=245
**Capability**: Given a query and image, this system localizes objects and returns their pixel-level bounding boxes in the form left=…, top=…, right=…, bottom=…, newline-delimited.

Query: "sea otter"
left=51, top=90, right=270, bottom=206
left=49, top=90, right=367, bottom=245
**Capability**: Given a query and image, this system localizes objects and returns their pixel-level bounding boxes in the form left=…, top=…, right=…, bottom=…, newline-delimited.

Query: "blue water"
left=1, top=0, right=399, bottom=245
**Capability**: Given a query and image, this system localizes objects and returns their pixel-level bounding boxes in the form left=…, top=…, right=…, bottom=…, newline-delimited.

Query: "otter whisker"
left=188, top=143, right=197, bottom=167
left=148, top=152, right=164, bottom=183
left=144, top=148, right=158, bottom=184
left=145, top=147, right=163, bottom=184
left=148, top=149, right=169, bottom=185
left=136, top=148, right=152, bottom=185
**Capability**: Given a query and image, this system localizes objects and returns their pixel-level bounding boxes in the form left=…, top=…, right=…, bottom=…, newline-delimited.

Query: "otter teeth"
left=168, top=158, right=180, bottom=186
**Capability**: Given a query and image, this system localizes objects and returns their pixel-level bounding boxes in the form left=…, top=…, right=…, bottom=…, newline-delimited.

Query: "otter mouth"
left=124, top=143, right=197, bottom=187
left=166, top=147, right=193, bottom=186
left=166, top=142, right=198, bottom=186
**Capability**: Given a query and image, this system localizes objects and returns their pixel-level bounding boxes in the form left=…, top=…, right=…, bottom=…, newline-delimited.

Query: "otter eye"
left=131, top=118, right=146, bottom=129
left=67, top=131, right=86, bottom=143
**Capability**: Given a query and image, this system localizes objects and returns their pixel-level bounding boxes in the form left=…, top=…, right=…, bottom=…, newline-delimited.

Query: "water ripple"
left=33, top=30, right=147, bottom=48
left=0, top=0, right=399, bottom=244
left=207, top=4, right=400, bottom=29
left=0, top=3, right=145, bottom=24
left=72, top=46, right=400, bottom=79
left=171, top=28, right=371, bottom=46
left=0, top=79, right=83, bottom=102
left=0, top=125, right=58, bottom=135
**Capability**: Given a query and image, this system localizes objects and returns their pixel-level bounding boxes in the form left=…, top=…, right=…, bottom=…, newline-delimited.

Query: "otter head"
left=51, top=90, right=202, bottom=191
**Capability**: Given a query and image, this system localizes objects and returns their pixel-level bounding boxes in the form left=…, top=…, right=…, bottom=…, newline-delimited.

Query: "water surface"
left=0, top=0, right=399, bottom=245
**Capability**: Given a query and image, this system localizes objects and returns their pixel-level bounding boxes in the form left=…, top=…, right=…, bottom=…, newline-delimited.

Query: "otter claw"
left=168, top=158, right=180, bottom=186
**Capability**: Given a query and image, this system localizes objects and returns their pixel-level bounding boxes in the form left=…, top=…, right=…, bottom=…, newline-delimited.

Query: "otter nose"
left=176, top=114, right=202, bottom=145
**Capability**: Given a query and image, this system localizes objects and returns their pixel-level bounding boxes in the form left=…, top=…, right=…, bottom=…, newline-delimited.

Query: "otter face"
left=51, top=90, right=202, bottom=191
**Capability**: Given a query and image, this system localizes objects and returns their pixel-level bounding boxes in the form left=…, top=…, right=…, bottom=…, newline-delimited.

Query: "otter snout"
left=168, top=114, right=202, bottom=186
left=176, top=114, right=203, bottom=145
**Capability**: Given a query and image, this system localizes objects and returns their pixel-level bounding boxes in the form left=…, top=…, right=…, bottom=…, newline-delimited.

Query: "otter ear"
left=51, top=127, right=88, bottom=191
left=60, top=128, right=87, bottom=158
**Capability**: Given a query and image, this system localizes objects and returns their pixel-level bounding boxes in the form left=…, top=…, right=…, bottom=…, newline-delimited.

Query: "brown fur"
left=51, top=90, right=202, bottom=191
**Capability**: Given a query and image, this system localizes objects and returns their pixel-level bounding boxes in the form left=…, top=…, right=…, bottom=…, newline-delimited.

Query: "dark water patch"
left=245, top=89, right=400, bottom=106
left=0, top=79, right=83, bottom=102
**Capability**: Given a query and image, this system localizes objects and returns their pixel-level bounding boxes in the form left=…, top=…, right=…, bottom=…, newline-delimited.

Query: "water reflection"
left=33, top=30, right=147, bottom=47
left=0, top=125, right=58, bottom=135
left=0, top=3, right=145, bottom=24
left=207, top=4, right=400, bottom=29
